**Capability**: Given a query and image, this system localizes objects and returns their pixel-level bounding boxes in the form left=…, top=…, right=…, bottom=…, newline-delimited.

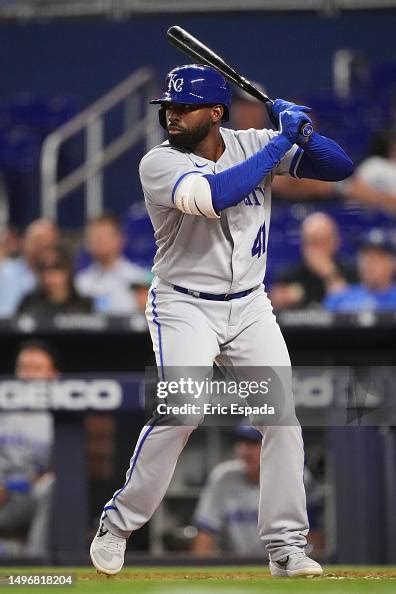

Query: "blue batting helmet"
left=150, top=64, right=231, bottom=128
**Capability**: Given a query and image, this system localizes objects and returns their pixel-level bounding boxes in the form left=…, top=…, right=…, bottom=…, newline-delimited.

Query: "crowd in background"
left=0, top=208, right=395, bottom=319
left=270, top=213, right=396, bottom=312
left=1, top=213, right=395, bottom=321
left=0, top=82, right=395, bottom=320
left=0, top=214, right=151, bottom=319
left=1, top=209, right=396, bottom=323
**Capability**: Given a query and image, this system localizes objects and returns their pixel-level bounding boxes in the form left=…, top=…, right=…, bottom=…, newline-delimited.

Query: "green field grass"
left=1, top=566, right=396, bottom=594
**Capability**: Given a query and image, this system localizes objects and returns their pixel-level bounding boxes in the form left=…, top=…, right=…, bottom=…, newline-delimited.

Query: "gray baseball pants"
left=102, top=280, right=309, bottom=560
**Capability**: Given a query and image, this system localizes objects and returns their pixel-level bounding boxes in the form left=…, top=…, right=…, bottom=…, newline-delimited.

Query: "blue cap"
left=360, top=229, right=396, bottom=255
left=235, top=424, right=262, bottom=442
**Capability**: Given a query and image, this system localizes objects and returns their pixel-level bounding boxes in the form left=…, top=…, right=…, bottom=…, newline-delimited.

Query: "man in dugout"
left=0, top=340, right=56, bottom=559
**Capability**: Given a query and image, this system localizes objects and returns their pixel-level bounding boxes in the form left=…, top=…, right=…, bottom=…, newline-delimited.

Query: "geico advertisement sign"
left=0, top=380, right=122, bottom=410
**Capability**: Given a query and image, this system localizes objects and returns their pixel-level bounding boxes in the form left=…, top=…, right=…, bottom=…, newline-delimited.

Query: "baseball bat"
left=166, top=26, right=313, bottom=138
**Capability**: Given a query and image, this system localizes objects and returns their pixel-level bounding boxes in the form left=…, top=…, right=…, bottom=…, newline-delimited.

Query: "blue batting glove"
left=279, top=109, right=313, bottom=145
left=271, top=99, right=312, bottom=121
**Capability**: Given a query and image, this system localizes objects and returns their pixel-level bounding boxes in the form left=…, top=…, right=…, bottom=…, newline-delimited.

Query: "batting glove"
left=279, top=109, right=313, bottom=145
left=271, top=98, right=312, bottom=120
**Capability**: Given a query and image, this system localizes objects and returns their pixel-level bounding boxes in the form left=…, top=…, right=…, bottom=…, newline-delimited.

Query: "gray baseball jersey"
left=0, top=412, right=53, bottom=483
left=139, top=127, right=301, bottom=293
left=193, top=459, right=264, bottom=555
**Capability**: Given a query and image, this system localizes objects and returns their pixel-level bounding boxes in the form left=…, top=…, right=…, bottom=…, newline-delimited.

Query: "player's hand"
left=279, top=109, right=313, bottom=145
left=271, top=99, right=312, bottom=120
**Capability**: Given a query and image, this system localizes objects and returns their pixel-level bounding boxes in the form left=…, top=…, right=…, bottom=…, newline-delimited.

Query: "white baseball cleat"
left=90, top=523, right=127, bottom=575
left=269, top=551, right=323, bottom=577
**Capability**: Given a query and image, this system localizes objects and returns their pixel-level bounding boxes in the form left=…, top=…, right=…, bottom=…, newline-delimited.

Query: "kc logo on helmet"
left=168, top=73, right=184, bottom=93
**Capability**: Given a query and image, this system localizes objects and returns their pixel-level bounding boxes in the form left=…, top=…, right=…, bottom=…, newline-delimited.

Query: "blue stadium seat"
left=9, top=93, right=79, bottom=137
left=123, top=201, right=157, bottom=268
left=0, top=126, right=41, bottom=173
left=0, top=93, right=80, bottom=227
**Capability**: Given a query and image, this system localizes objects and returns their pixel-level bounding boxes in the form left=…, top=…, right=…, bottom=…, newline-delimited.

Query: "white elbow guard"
left=174, top=174, right=220, bottom=219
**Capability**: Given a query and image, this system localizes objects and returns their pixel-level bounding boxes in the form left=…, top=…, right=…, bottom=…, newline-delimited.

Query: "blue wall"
left=1, top=11, right=395, bottom=225
left=1, top=12, right=396, bottom=103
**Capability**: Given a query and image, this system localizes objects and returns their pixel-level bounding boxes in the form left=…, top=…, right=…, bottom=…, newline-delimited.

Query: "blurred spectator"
left=130, top=279, right=151, bottom=315
left=192, top=426, right=323, bottom=557
left=17, top=244, right=92, bottom=316
left=270, top=213, right=357, bottom=311
left=192, top=426, right=264, bottom=557
left=23, top=219, right=59, bottom=273
left=0, top=340, right=56, bottom=558
left=230, top=85, right=273, bottom=130
left=1, top=227, right=22, bottom=259
left=76, top=214, right=148, bottom=314
left=0, top=218, right=59, bottom=317
left=324, top=230, right=396, bottom=312
left=340, top=131, right=396, bottom=216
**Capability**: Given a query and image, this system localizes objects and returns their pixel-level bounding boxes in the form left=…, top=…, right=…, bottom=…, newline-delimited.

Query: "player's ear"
left=211, top=105, right=223, bottom=123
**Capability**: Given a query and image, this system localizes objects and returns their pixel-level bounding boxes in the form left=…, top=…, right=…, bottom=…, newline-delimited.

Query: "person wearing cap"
left=192, top=426, right=264, bottom=556
left=323, top=230, right=396, bottom=312
left=192, top=426, right=323, bottom=557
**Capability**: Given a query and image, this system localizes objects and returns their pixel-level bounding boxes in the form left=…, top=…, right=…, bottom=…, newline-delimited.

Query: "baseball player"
left=192, top=425, right=324, bottom=558
left=192, top=425, right=267, bottom=557
left=90, top=64, right=353, bottom=577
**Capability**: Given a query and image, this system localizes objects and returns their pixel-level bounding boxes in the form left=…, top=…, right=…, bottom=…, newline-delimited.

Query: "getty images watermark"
left=143, top=366, right=296, bottom=426
left=156, top=377, right=275, bottom=417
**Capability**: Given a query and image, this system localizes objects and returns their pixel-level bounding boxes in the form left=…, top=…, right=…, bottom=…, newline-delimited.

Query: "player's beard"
left=167, top=120, right=212, bottom=152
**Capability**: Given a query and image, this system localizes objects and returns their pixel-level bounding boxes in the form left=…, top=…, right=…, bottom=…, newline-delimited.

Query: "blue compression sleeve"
left=204, top=134, right=292, bottom=212
left=296, top=132, right=353, bottom=181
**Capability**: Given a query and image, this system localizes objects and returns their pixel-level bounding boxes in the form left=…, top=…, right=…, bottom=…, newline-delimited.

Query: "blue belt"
left=171, top=283, right=260, bottom=301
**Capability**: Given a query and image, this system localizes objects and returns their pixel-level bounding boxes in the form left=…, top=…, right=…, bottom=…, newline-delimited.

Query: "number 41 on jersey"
left=251, top=223, right=266, bottom=258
